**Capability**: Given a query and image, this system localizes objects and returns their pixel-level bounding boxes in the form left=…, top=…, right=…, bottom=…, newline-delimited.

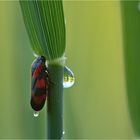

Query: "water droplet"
left=61, top=130, right=65, bottom=139
left=33, top=111, right=39, bottom=117
left=63, top=130, right=65, bottom=135
left=138, top=1, right=140, bottom=11
left=63, top=66, right=75, bottom=88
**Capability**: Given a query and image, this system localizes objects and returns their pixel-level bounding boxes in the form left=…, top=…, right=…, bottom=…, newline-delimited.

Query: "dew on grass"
left=33, top=111, right=39, bottom=117
left=63, top=66, right=75, bottom=88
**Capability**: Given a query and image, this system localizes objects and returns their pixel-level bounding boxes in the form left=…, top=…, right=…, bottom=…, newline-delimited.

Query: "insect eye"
left=41, top=56, right=46, bottom=63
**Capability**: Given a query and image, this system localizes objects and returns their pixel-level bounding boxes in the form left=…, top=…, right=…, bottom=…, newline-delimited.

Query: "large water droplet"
left=33, top=111, right=39, bottom=117
left=63, top=66, right=75, bottom=88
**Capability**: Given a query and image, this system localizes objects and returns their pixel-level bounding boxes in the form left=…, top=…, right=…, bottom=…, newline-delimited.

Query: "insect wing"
left=31, top=56, right=45, bottom=76
left=31, top=64, right=48, bottom=111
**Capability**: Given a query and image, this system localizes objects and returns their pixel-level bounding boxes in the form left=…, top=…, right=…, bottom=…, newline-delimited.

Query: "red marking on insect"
left=32, top=65, right=42, bottom=78
left=30, top=56, right=49, bottom=111
left=36, top=78, right=46, bottom=88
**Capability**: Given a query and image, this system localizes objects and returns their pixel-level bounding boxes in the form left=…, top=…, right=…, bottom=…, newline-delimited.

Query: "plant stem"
left=47, top=62, right=64, bottom=139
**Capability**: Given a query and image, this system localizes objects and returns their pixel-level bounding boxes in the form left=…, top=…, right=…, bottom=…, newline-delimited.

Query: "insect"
left=31, top=56, right=49, bottom=111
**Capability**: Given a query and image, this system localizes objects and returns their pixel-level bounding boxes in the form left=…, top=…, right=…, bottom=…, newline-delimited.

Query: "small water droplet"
left=33, top=111, right=39, bottom=117
left=63, top=66, right=75, bottom=88
left=63, top=130, right=65, bottom=135
left=138, top=1, right=140, bottom=11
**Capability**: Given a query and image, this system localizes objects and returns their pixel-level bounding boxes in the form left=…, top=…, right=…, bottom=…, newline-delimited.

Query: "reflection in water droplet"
left=138, top=1, right=140, bottom=11
left=63, top=66, right=75, bottom=88
left=33, top=111, right=39, bottom=117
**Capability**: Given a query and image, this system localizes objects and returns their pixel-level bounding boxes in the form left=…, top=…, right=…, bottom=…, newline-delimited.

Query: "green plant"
left=20, top=1, right=66, bottom=139
left=121, top=0, right=140, bottom=137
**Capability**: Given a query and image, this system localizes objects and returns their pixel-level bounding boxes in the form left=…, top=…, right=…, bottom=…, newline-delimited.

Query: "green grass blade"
left=20, top=1, right=66, bottom=61
left=121, top=1, right=140, bottom=137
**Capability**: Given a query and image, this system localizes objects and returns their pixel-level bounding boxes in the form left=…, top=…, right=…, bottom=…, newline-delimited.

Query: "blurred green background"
left=0, top=0, right=138, bottom=139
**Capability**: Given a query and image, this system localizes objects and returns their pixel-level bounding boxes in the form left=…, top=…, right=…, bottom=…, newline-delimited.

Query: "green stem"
left=47, top=62, right=64, bottom=139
